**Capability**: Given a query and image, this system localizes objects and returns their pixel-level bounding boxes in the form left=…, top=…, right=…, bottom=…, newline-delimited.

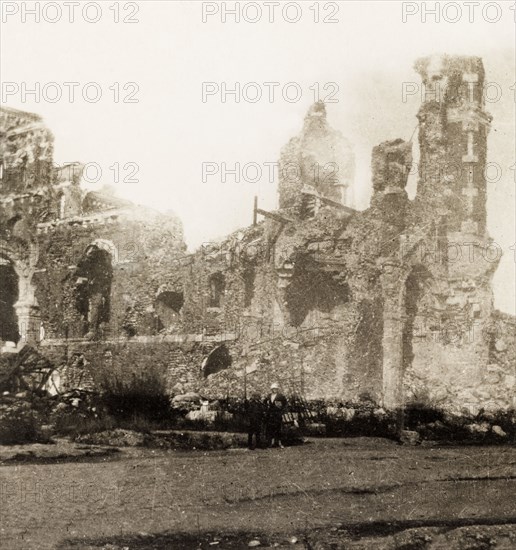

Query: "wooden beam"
left=301, top=186, right=356, bottom=215
left=316, top=195, right=356, bottom=215
left=253, top=196, right=258, bottom=226
left=255, top=208, right=294, bottom=224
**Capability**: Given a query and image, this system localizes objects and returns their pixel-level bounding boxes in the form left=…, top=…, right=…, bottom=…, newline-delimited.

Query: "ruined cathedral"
left=0, top=55, right=514, bottom=413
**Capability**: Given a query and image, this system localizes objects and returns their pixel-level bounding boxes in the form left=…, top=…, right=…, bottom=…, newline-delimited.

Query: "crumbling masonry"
left=0, top=55, right=514, bottom=413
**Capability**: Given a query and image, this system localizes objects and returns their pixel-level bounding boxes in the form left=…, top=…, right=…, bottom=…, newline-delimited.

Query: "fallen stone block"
left=466, top=422, right=490, bottom=434
left=491, top=425, right=507, bottom=438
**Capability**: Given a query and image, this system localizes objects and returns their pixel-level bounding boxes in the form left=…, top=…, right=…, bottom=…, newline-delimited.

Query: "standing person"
left=265, top=382, right=287, bottom=448
left=245, top=392, right=264, bottom=450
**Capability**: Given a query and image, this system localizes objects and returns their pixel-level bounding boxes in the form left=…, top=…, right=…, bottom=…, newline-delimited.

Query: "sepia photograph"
left=0, top=1, right=515, bottom=548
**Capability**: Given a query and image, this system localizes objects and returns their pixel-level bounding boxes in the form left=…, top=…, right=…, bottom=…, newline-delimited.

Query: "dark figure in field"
left=265, top=382, right=288, bottom=448
left=245, top=393, right=264, bottom=450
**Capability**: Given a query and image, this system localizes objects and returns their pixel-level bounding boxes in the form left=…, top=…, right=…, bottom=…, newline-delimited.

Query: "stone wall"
left=35, top=208, right=184, bottom=340
left=1, top=105, right=186, bottom=347
left=1, top=56, right=514, bottom=414
left=40, top=335, right=240, bottom=397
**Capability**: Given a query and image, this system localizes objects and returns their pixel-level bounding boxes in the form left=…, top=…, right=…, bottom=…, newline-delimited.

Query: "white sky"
left=1, top=1, right=515, bottom=314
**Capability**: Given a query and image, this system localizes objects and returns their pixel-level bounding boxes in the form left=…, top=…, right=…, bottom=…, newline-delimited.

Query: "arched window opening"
left=202, top=344, right=232, bottom=378
left=155, top=291, right=184, bottom=331
left=0, top=256, right=20, bottom=343
left=7, top=216, right=28, bottom=240
left=74, top=245, right=113, bottom=337
left=5, top=216, right=20, bottom=238
left=208, top=272, right=225, bottom=308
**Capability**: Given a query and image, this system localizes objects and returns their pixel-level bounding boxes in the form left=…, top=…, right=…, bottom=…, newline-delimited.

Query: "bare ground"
left=0, top=438, right=515, bottom=549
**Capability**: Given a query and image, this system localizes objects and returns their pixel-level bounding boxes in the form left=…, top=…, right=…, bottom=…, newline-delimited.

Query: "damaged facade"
left=0, top=55, right=514, bottom=414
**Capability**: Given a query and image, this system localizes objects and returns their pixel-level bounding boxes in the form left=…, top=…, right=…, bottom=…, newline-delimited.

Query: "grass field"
left=0, top=437, right=515, bottom=549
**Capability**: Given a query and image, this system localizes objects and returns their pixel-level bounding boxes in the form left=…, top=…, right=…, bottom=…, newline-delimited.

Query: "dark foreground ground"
left=0, top=438, right=515, bottom=549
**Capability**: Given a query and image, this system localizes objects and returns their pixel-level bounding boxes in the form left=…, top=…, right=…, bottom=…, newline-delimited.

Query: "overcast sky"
left=1, top=1, right=514, bottom=313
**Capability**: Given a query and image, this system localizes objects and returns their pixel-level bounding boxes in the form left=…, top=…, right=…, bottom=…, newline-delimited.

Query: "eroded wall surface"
left=1, top=56, right=514, bottom=413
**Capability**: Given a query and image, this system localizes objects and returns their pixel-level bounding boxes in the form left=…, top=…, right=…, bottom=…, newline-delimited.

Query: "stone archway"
left=74, top=243, right=114, bottom=338
left=88, top=239, right=119, bottom=264
left=155, top=290, right=184, bottom=331
left=380, top=259, right=435, bottom=411
left=202, top=345, right=232, bottom=378
left=0, top=241, right=40, bottom=346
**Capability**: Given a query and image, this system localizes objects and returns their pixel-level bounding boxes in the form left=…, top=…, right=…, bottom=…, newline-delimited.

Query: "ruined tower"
left=390, top=55, right=504, bottom=414
left=278, top=101, right=355, bottom=218
left=415, top=55, right=492, bottom=235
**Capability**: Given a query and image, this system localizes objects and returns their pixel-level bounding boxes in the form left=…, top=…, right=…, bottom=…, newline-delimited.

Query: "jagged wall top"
left=414, top=55, right=485, bottom=105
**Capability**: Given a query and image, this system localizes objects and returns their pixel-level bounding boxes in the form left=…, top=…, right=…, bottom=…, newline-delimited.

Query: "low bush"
left=415, top=408, right=516, bottom=444
left=0, top=400, right=50, bottom=445
left=310, top=399, right=398, bottom=439
left=52, top=409, right=116, bottom=437
left=99, top=368, right=174, bottom=423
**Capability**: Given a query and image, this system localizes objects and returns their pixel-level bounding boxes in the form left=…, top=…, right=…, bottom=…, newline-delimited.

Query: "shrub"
left=404, top=404, right=445, bottom=428
left=143, top=430, right=245, bottom=451
left=52, top=368, right=177, bottom=439
left=0, top=401, right=49, bottom=445
left=99, top=368, right=173, bottom=423
left=314, top=399, right=398, bottom=438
